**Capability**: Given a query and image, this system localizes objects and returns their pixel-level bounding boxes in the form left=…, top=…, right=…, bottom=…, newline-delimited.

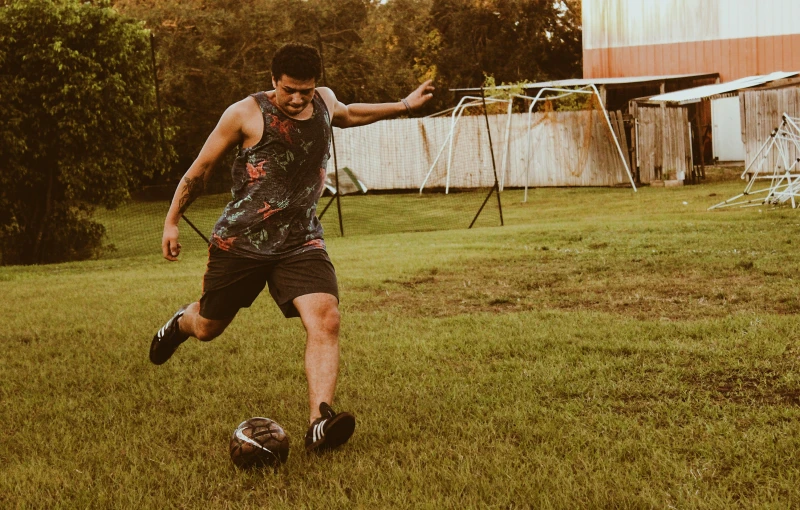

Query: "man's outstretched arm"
left=320, top=80, right=435, bottom=129
left=161, top=103, right=245, bottom=261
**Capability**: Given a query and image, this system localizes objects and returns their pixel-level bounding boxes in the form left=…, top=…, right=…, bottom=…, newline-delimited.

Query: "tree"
left=115, top=0, right=302, bottom=187
left=114, top=0, right=422, bottom=180
left=429, top=0, right=582, bottom=109
left=358, top=0, right=437, bottom=109
left=111, top=0, right=582, bottom=178
left=0, top=0, right=172, bottom=264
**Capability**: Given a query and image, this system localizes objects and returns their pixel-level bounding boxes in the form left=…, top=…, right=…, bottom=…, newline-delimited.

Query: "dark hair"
left=271, top=42, right=322, bottom=82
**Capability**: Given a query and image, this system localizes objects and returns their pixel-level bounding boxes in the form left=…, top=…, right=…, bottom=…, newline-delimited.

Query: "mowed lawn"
left=2, top=174, right=800, bottom=508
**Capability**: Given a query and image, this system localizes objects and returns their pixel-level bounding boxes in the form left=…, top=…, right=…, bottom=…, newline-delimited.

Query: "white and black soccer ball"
left=229, top=417, right=290, bottom=470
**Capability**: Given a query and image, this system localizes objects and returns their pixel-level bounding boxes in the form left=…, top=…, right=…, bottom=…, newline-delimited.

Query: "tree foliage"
left=0, top=0, right=174, bottom=264
left=114, top=0, right=581, bottom=184
left=113, top=0, right=290, bottom=183
left=115, top=0, right=382, bottom=181
left=430, top=0, right=581, bottom=103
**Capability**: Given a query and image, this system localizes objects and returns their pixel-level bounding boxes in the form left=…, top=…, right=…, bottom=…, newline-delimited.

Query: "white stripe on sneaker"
left=313, top=420, right=326, bottom=442
left=158, top=313, right=181, bottom=340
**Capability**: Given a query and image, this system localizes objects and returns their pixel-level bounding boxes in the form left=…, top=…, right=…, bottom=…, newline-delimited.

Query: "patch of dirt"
left=357, top=255, right=800, bottom=320
left=701, top=165, right=746, bottom=183
left=682, top=368, right=800, bottom=406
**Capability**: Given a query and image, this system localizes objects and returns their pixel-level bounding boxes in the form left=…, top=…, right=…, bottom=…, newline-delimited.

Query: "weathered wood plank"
left=614, top=111, right=631, bottom=176
left=632, top=106, right=691, bottom=183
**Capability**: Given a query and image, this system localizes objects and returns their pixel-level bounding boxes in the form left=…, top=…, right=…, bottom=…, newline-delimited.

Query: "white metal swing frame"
left=419, top=95, right=513, bottom=194
left=517, top=84, right=637, bottom=202
left=709, top=113, right=800, bottom=210
left=419, top=85, right=637, bottom=198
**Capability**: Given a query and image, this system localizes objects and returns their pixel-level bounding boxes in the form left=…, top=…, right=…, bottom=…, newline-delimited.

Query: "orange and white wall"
left=583, top=0, right=800, bottom=81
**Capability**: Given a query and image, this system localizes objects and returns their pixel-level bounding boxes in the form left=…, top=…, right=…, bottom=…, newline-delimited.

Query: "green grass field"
left=2, top=172, right=799, bottom=508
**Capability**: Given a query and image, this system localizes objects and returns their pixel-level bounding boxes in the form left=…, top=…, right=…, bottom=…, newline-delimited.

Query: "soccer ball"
left=229, top=417, right=290, bottom=470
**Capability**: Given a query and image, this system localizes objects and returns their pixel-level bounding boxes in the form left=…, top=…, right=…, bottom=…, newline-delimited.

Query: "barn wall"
left=583, top=0, right=800, bottom=81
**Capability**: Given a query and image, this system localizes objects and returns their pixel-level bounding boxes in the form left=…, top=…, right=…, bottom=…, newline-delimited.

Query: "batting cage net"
left=96, top=101, right=504, bottom=259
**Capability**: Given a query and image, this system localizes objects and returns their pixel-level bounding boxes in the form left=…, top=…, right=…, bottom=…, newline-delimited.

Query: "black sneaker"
left=305, top=402, right=356, bottom=453
left=149, top=305, right=190, bottom=365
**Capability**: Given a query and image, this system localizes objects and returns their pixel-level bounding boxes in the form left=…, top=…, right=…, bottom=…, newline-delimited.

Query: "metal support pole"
left=590, top=84, right=637, bottom=191
left=469, top=86, right=504, bottom=228
left=499, top=99, right=514, bottom=192
left=317, top=33, right=344, bottom=236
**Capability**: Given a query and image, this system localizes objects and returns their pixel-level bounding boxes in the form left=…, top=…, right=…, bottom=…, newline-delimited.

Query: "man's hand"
left=404, top=80, right=435, bottom=111
left=159, top=100, right=246, bottom=260
left=162, top=223, right=182, bottom=261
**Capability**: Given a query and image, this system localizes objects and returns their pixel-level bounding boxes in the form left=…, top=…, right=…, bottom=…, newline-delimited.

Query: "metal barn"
left=584, top=0, right=800, bottom=167
left=583, top=0, right=800, bottom=82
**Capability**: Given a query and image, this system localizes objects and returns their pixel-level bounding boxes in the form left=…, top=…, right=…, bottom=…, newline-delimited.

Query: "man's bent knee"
left=305, top=306, right=340, bottom=340
left=295, top=294, right=340, bottom=339
left=318, top=306, right=340, bottom=337
left=194, top=318, right=230, bottom=342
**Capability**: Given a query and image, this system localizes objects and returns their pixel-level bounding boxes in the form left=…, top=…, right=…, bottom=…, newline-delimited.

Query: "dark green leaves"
left=0, top=0, right=175, bottom=264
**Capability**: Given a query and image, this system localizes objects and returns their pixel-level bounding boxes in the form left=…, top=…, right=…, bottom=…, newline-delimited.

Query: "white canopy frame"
left=709, top=113, right=800, bottom=210
left=518, top=84, right=637, bottom=202
left=419, top=95, right=513, bottom=194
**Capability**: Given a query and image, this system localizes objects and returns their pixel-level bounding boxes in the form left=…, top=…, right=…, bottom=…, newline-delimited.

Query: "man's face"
left=272, top=75, right=316, bottom=117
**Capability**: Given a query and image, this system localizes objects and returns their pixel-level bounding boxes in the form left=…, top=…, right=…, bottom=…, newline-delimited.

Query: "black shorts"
left=199, top=246, right=339, bottom=320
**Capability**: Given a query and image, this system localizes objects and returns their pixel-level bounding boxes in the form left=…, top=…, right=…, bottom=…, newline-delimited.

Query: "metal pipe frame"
left=514, top=86, right=637, bottom=202
left=419, top=95, right=510, bottom=194
left=711, top=112, right=800, bottom=210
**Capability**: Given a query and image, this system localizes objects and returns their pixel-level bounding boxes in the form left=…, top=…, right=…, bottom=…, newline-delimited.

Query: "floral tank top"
left=210, top=90, right=331, bottom=259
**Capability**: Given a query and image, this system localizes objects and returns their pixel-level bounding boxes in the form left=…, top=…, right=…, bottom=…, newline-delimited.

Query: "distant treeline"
left=113, top=0, right=582, bottom=182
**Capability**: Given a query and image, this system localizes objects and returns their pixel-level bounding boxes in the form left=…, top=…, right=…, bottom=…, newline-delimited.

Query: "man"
left=149, top=42, right=434, bottom=454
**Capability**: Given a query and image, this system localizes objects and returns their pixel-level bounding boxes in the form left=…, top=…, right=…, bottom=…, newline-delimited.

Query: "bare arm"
left=320, top=80, right=435, bottom=128
left=162, top=102, right=246, bottom=261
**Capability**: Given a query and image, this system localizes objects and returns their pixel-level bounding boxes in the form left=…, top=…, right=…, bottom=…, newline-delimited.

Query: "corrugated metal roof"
left=450, top=73, right=718, bottom=92
left=640, top=71, right=799, bottom=105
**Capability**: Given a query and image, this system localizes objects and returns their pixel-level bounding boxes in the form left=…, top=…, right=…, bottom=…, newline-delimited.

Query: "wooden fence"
left=633, top=106, right=691, bottom=183
left=328, top=110, right=632, bottom=190
left=740, top=86, right=800, bottom=172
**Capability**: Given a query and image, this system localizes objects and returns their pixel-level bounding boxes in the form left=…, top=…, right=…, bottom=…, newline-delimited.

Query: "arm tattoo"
left=178, top=175, right=205, bottom=214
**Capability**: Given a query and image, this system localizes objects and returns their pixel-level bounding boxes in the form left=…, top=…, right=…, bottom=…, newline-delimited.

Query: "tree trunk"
left=32, top=165, right=55, bottom=264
